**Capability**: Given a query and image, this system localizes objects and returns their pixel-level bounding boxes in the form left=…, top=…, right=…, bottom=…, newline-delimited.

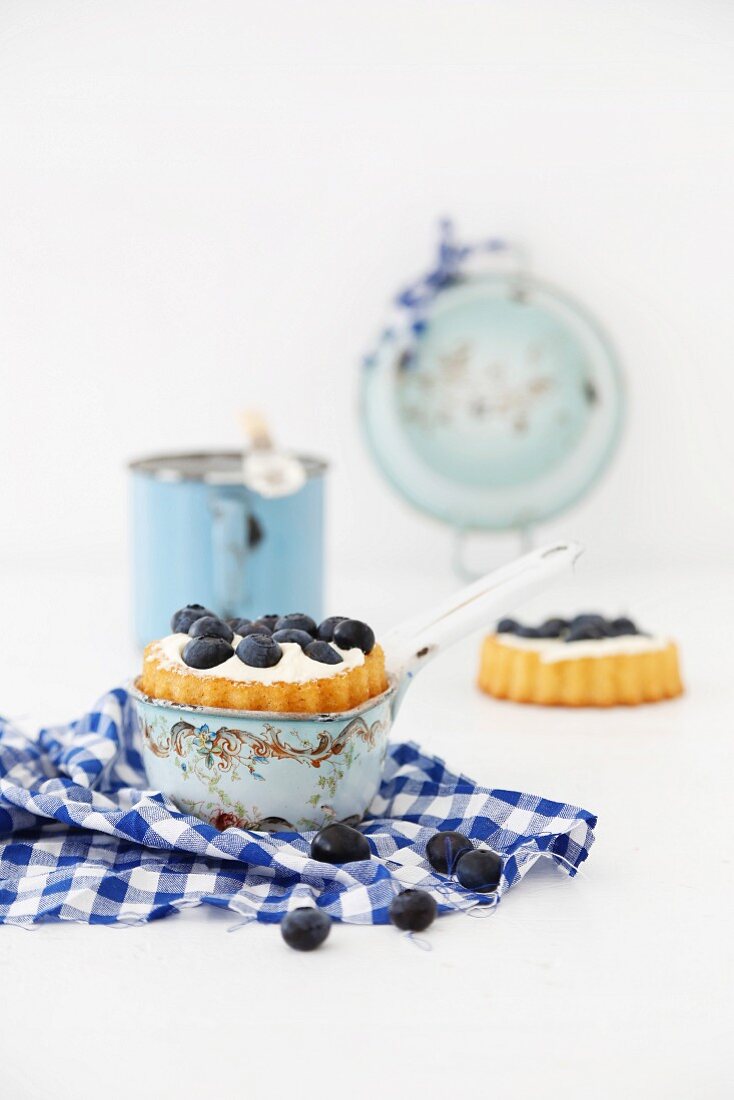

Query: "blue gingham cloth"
left=0, top=688, right=596, bottom=927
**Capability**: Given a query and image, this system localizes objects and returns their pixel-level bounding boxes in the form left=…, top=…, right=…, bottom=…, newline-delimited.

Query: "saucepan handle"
left=383, top=541, right=583, bottom=707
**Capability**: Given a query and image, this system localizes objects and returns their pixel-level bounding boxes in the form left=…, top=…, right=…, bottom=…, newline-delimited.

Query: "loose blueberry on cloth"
left=0, top=689, right=596, bottom=927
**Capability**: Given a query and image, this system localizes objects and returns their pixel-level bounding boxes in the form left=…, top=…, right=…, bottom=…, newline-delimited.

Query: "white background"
left=1, top=0, right=734, bottom=584
left=0, top=4, right=733, bottom=1099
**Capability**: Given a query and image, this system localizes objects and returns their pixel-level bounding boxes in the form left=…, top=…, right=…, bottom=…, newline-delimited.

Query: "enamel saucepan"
left=130, top=541, right=581, bottom=831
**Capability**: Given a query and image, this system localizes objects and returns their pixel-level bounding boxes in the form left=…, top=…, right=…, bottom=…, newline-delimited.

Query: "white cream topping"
left=152, top=633, right=366, bottom=684
left=497, top=634, right=669, bottom=664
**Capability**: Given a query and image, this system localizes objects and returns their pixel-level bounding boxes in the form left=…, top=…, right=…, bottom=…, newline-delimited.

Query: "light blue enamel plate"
left=361, top=274, right=624, bottom=531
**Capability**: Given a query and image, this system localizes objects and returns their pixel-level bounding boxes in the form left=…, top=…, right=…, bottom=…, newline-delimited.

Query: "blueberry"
left=188, top=616, right=234, bottom=643
left=274, top=613, right=318, bottom=636
left=239, top=620, right=273, bottom=637
left=181, top=636, right=234, bottom=669
left=310, top=822, right=371, bottom=864
left=227, top=617, right=252, bottom=634
left=171, top=603, right=216, bottom=633
left=566, top=623, right=608, bottom=643
left=333, top=619, right=375, bottom=655
left=570, top=613, right=608, bottom=630
left=455, top=848, right=502, bottom=893
left=280, top=907, right=331, bottom=952
left=426, top=830, right=474, bottom=875
left=255, top=614, right=280, bottom=632
left=389, top=889, right=437, bottom=932
left=537, top=617, right=568, bottom=638
left=496, top=618, right=520, bottom=634
left=317, top=616, right=349, bottom=642
left=235, top=633, right=283, bottom=668
left=609, top=616, right=639, bottom=636
left=271, top=628, right=315, bottom=648
left=515, top=626, right=542, bottom=638
left=304, top=640, right=343, bottom=665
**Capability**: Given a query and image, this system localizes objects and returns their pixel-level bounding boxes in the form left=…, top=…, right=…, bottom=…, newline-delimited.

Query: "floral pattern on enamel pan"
left=136, top=693, right=392, bottom=832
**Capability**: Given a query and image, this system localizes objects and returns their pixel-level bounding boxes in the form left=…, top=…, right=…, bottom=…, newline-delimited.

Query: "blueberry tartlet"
left=478, top=615, right=683, bottom=707
left=140, top=606, right=388, bottom=713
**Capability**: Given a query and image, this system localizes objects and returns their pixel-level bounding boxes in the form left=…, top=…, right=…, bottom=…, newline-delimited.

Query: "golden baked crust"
left=140, top=642, right=389, bottom=713
left=477, top=635, right=683, bottom=707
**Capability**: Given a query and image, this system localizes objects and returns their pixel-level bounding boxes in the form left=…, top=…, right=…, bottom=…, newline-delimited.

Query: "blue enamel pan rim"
left=128, top=678, right=398, bottom=724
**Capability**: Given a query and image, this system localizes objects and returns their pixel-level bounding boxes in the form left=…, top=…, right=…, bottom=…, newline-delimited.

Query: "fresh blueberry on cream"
left=171, top=603, right=216, bottom=633
left=188, top=616, right=234, bottom=643
left=226, top=617, right=252, bottom=634
left=570, top=613, right=609, bottom=633
left=317, top=616, right=348, bottom=642
left=333, top=619, right=375, bottom=655
left=254, top=615, right=280, bottom=632
left=274, top=613, right=317, bottom=636
left=304, top=640, right=343, bottom=665
left=181, top=636, right=234, bottom=669
left=236, top=633, right=282, bottom=668
left=239, top=621, right=274, bottom=637
left=610, top=616, right=639, bottom=636
left=537, top=617, right=568, bottom=638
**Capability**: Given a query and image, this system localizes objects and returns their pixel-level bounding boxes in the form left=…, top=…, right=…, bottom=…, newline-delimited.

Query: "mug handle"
left=209, top=492, right=252, bottom=619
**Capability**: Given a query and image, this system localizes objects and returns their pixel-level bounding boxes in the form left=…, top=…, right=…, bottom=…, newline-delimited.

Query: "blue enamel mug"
left=129, top=451, right=327, bottom=647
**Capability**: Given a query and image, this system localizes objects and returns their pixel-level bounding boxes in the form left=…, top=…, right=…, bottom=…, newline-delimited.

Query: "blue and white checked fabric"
left=0, top=688, right=596, bottom=927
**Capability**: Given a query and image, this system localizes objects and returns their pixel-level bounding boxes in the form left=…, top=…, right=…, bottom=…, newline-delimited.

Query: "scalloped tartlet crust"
left=140, top=643, right=389, bottom=714
left=478, top=635, right=683, bottom=707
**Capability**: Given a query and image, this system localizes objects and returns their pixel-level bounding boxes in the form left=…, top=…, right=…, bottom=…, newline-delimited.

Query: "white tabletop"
left=0, top=558, right=730, bottom=1099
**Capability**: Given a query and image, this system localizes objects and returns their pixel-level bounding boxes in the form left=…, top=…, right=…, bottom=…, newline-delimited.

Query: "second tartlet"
left=478, top=614, right=683, bottom=707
